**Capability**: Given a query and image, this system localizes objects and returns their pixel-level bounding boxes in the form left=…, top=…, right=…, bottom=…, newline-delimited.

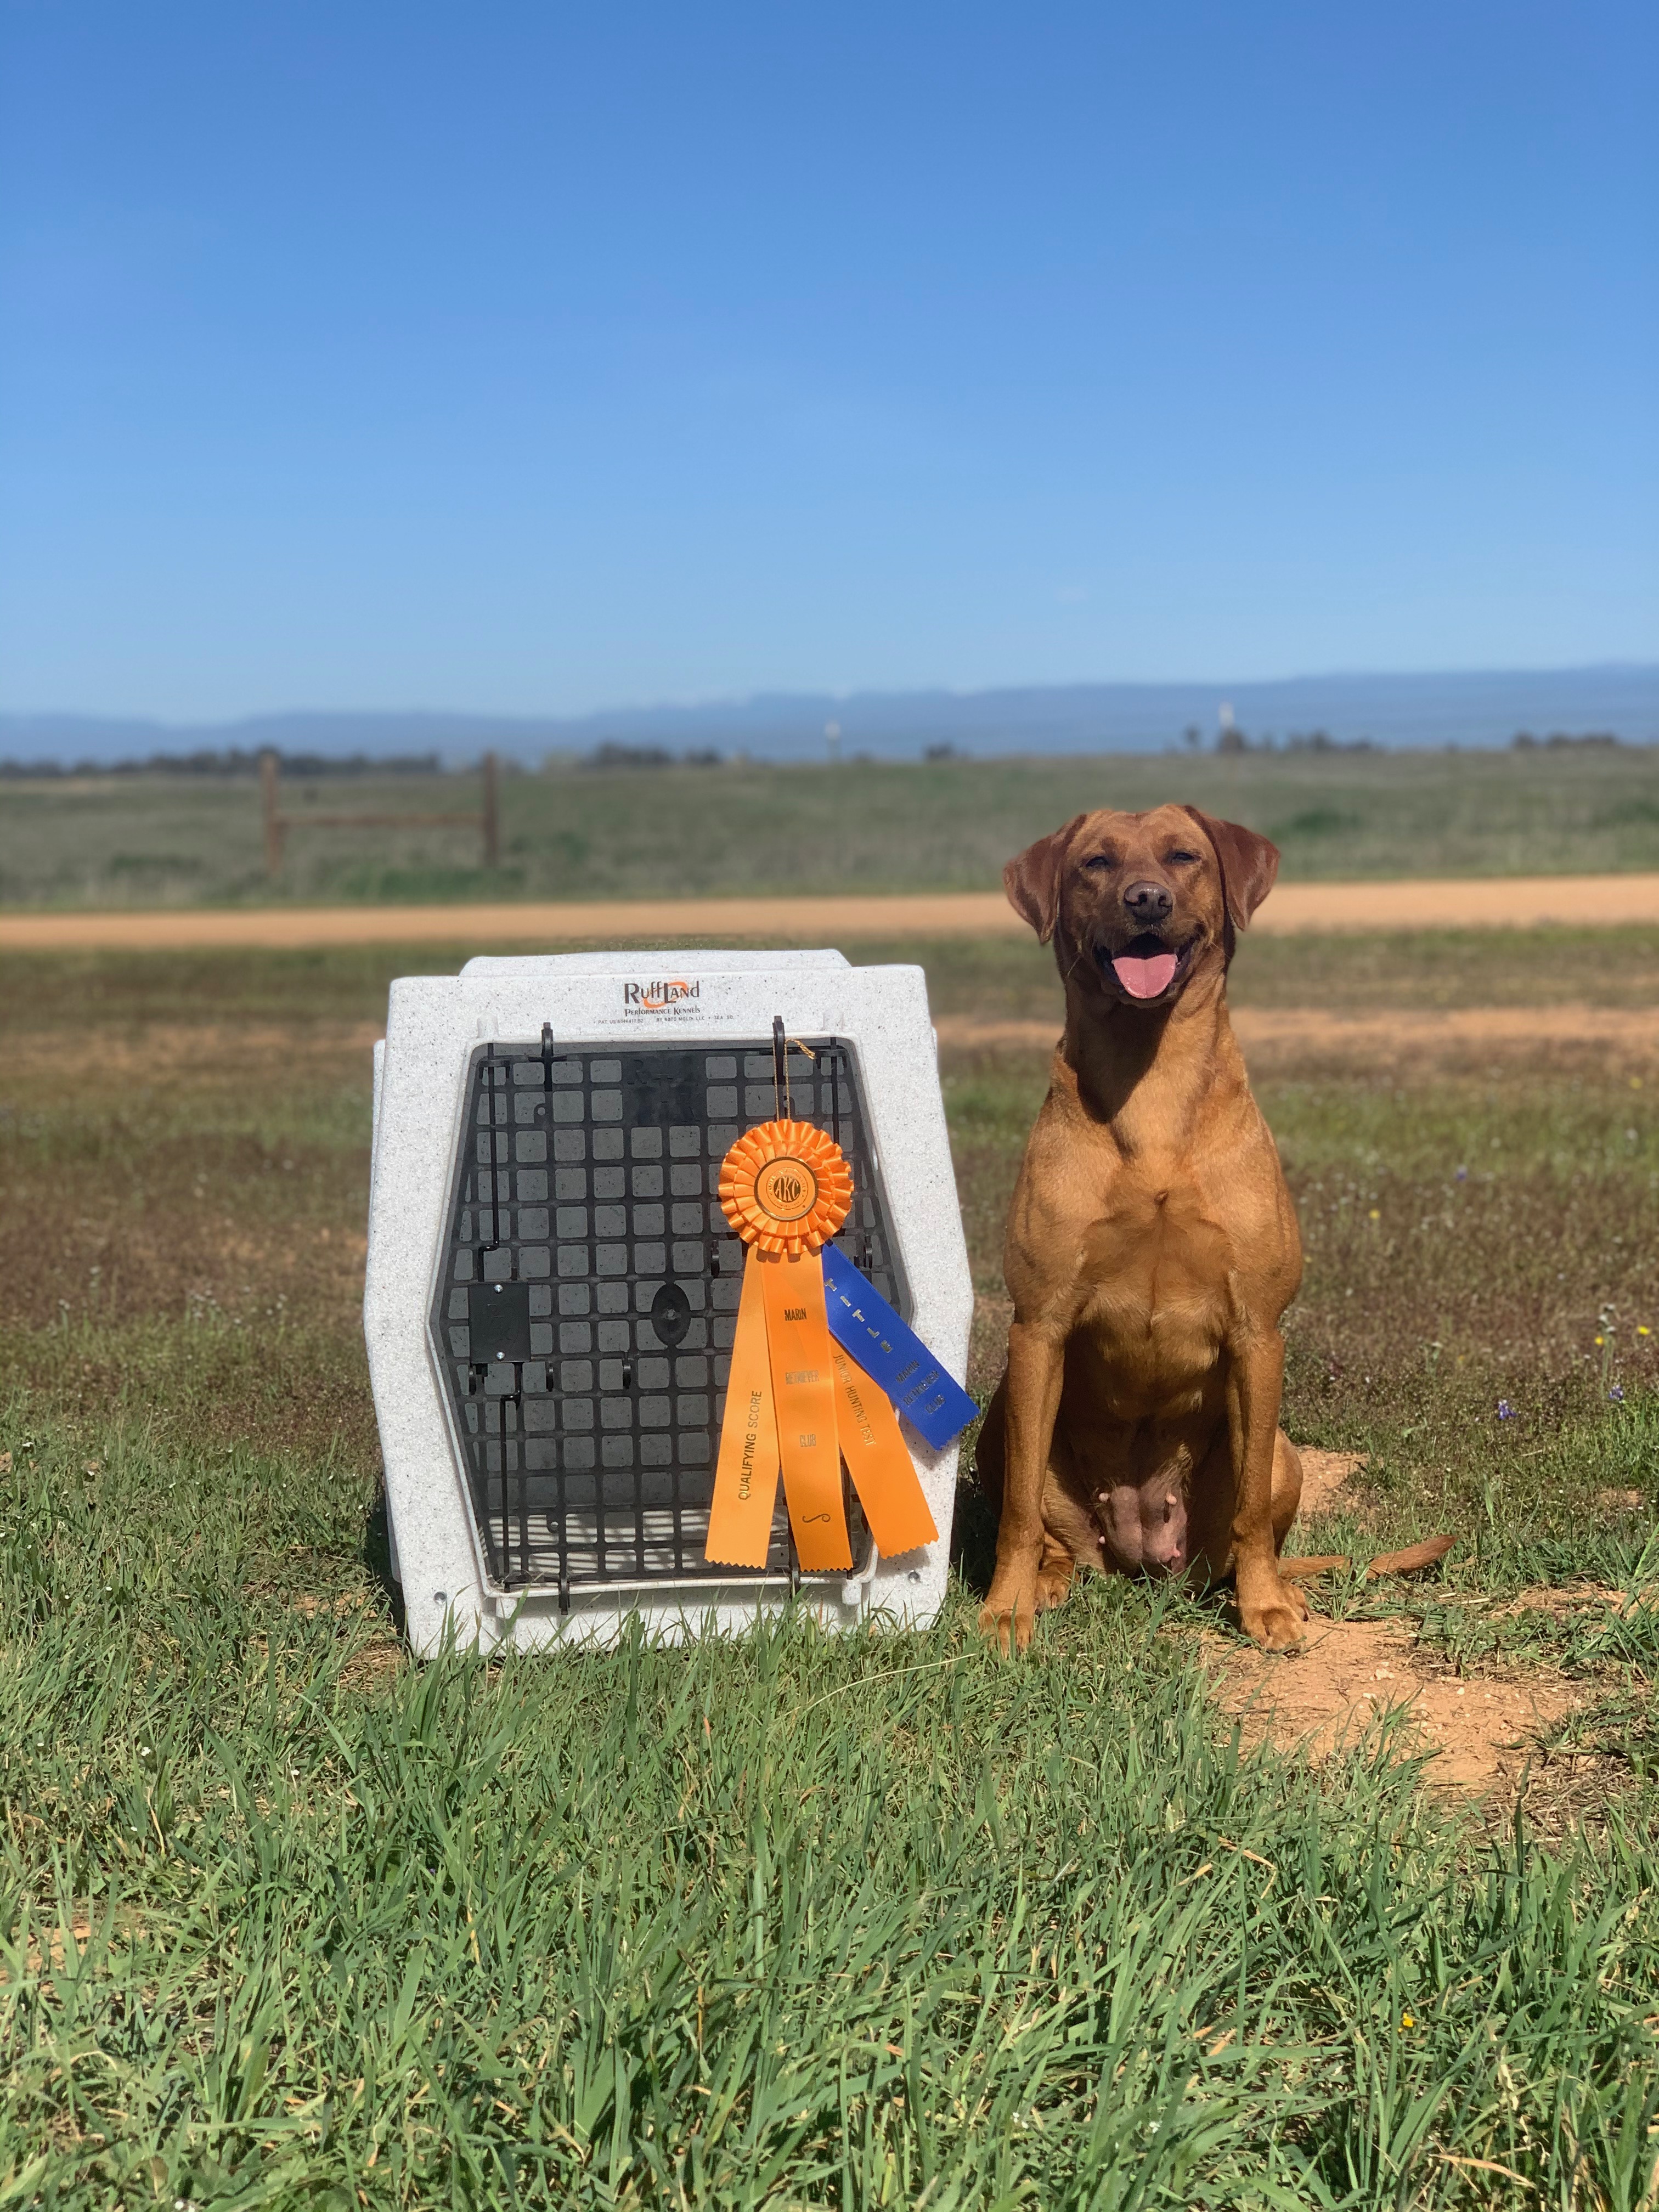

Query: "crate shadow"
left=363, top=1476, right=408, bottom=1641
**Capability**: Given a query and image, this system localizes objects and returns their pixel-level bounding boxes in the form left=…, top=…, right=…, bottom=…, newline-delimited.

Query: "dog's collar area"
left=1092, top=933, right=1198, bottom=1004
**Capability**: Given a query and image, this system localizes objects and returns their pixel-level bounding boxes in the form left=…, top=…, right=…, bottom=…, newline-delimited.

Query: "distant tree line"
left=1178, top=724, right=1640, bottom=757
left=1, top=730, right=1645, bottom=779
left=579, top=742, right=725, bottom=769
left=1183, top=724, right=1379, bottom=755
left=1509, top=731, right=1622, bottom=750
left=0, top=747, right=447, bottom=780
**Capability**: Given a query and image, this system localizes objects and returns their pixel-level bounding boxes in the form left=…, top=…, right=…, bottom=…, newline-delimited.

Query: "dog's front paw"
left=1238, top=1571, right=1310, bottom=1651
left=978, top=1567, right=1039, bottom=1655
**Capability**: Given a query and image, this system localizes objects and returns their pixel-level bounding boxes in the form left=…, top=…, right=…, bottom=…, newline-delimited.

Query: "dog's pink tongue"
left=1112, top=951, right=1178, bottom=1000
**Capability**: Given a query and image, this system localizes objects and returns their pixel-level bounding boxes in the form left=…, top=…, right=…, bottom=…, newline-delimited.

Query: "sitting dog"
left=975, top=803, right=1309, bottom=1652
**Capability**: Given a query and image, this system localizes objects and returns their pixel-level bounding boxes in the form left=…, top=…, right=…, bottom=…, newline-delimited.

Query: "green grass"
left=3, top=939, right=1659, bottom=2205
left=6, top=1419, right=1659, bottom=2208
left=6, top=743, right=1659, bottom=908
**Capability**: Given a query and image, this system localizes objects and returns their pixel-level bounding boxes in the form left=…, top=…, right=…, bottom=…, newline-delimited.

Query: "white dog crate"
left=364, top=949, right=973, bottom=1654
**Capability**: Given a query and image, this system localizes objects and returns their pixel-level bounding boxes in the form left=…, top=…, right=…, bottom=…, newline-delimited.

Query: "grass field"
left=4, top=743, right=1659, bottom=909
left=4, top=929, right=1659, bottom=2207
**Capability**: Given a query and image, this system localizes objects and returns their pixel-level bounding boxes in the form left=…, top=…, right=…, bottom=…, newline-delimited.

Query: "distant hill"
left=3, top=664, right=1657, bottom=768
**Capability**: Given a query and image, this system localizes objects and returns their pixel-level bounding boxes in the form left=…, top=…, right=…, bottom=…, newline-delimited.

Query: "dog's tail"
left=1280, top=1533, right=1454, bottom=1583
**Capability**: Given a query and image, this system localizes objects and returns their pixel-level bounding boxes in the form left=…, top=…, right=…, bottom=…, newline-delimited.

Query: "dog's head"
left=1003, top=804, right=1279, bottom=1008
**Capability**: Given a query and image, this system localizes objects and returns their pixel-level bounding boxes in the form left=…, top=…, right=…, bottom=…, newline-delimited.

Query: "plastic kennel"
left=364, top=950, right=973, bottom=1653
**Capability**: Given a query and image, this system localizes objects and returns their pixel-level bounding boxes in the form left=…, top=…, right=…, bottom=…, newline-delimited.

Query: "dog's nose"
left=1124, top=879, right=1173, bottom=926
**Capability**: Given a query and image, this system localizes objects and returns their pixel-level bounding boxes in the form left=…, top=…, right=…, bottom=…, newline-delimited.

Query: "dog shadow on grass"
left=950, top=1472, right=1001, bottom=1598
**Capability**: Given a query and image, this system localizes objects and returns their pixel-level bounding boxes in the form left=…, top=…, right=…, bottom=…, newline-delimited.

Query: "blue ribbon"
left=820, top=1243, right=978, bottom=1451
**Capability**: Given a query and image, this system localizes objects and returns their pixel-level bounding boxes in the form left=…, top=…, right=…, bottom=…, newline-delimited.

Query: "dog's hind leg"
left=1034, top=1455, right=1103, bottom=1610
left=1271, top=1430, right=1302, bottom=1551
left=1034, top=1531, right=1076, bottom=1611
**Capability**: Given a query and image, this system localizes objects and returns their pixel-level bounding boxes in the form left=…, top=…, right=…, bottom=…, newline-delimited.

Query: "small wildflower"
left=1640, top=1327, right=1651, bottom=1338
left=1455, top=1166, right=1468, bottom=1181
left=1609, top=1385, right=1625, bottom=1403
left=1596, top=1335, right=1606, bottom=1347
left=1368, top=1207, right=1380, bottom=1221
left=1497, top=1400, right=1515, bottom=1420
left=1401, top=2012, right=1415, bottom=2030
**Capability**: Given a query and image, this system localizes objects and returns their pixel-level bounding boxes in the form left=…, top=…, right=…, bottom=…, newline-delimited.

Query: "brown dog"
left=975, top=803, right=1309, bottom=1653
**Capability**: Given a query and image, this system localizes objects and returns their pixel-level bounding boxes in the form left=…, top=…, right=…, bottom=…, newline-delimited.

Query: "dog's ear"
left=1003, top=815, right=1086, bottom=944
left=1178, top=807, right=1280, bottom=934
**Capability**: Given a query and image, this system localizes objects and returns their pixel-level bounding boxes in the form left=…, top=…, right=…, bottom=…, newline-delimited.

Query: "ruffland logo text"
left=623, top=978, right=700, bottom=1015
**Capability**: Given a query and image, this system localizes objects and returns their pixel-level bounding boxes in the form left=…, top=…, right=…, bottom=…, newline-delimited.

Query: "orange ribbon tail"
left=757, top=1249, right=851, bottom=1571
left=830, top=1342, right=938, bottom=1558
left=704, top=1253, right=782, bottom=1568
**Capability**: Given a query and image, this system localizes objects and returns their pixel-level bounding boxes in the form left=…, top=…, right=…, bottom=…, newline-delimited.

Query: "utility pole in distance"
left=260, top=751, right=285, bottom=878
left=482, top=751, right=500, bottom=868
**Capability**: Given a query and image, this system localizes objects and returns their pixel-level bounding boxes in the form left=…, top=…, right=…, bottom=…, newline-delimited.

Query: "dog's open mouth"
left=1097, top=934, right=1195, bottom=1002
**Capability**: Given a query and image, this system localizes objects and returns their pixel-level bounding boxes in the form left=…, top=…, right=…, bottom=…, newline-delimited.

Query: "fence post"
left=260, top=750, right=285, bottom=878
left=482, top=751, right=500, bottom=869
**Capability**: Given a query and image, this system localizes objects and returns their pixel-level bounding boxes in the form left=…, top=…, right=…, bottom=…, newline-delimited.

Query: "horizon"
left=5, top=660, right=1658, bottom=767
left=9, top=652, right=1659, bottom=727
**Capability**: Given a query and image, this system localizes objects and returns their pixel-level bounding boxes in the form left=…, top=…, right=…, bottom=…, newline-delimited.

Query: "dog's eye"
left=1082, top=852, right=1118, bottom=872
left=1163, top=849, right=1200, bottom=866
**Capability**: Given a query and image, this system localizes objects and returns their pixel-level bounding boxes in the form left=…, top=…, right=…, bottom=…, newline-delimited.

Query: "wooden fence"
left=259, top=751, right=499, bottom=878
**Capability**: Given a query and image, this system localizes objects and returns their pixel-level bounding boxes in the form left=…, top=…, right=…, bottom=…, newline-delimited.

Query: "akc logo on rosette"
left=718, top=1121, right=853, bottom=1254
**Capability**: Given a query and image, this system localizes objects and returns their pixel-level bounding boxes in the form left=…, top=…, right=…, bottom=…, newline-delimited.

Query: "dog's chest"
left=1075, top=1176, right=1232, bottom=1375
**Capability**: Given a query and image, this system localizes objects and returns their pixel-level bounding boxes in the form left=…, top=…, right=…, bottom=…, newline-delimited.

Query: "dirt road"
left=2, top=873, right=1657, bottom=952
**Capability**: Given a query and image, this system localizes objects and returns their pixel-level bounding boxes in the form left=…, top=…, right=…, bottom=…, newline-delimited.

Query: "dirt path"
left=4, top=873, right=1659, bottom=951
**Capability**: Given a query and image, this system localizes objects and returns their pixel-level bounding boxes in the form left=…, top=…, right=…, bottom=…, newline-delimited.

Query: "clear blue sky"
left=1, top=1, right=1654, bottom=720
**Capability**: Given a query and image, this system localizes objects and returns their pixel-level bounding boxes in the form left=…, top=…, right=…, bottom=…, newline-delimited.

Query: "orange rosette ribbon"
left=717, top=1120, right=854, bottom=1256
left=704, top=1119, right=938, bottom=1573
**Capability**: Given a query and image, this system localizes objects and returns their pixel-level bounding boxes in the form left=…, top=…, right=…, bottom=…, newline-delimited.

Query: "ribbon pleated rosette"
left=704, top=1120, right=945, bottom=1571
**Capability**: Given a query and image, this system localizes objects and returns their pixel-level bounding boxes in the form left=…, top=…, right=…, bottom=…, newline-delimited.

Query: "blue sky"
left=1, top=1, right=1654, bottom=720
